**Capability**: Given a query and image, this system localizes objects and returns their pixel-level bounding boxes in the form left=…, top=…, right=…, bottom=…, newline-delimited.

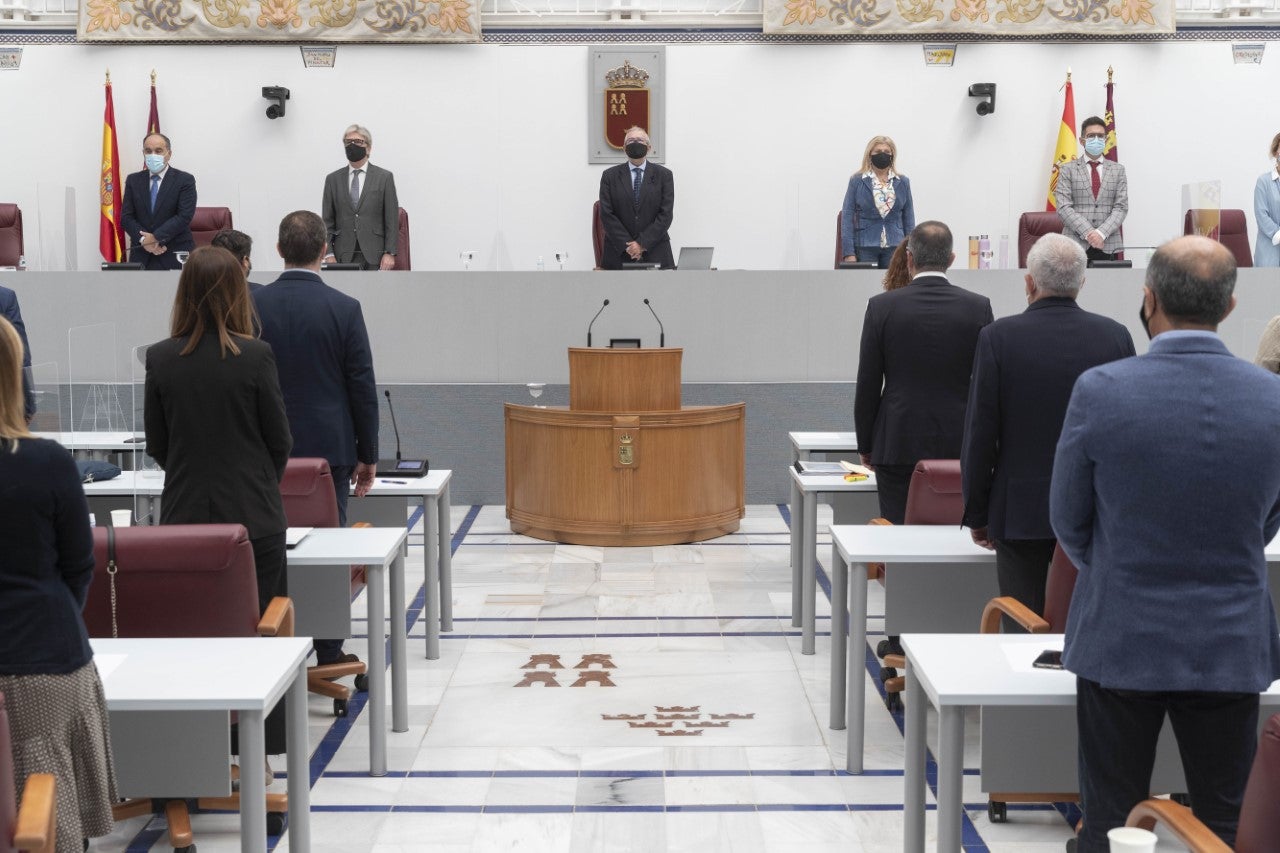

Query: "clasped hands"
left=138, top=232, right=167, bottom=256
left=1085, top=229, right=1106, bottom=250
left=626, top=240, right=645, bottom=261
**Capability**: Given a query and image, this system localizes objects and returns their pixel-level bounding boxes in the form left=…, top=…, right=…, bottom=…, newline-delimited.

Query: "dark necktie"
left=149, top=174, right=160, bottom=212
left=350, top=169, right=362, bottom=208
left=1090, top=161, right=1101, bottom=200
left=632, top=167, right=642, bottom=210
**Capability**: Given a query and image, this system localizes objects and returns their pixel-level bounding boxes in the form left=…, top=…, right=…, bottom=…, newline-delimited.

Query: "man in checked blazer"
left=322, top=124, right=399, bottom=270
left=598, top=126, right=675, bottom=270
left=1054, top=115, right=1128, bottom=262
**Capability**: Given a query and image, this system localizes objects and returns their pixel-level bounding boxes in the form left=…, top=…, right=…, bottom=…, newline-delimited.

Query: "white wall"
left=3, top=39, right=1279, bottom=271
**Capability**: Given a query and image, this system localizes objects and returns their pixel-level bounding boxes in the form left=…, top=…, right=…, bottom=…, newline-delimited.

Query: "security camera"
left=968, top=83, right=996, bottom=116
left=262, top=86, right=290, bottom=119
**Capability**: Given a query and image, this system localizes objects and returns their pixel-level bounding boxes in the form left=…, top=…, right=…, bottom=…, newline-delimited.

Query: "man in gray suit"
left=322, top=124, right=399, bottom=271
left=1054, top=115, right=1128, bottom=263
left=1051, top=235, right=1280, bottom=851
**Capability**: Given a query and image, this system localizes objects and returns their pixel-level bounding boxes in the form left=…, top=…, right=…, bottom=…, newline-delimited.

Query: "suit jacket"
left=1052, top=332, right=1280, bottom=692
left=960, top=297, right=1135, bottom=540
left=0, top=285, right=34, bottom=418
left=120, top=166, right=196, bottom=270
left=1054, top=157, right=1127, bottom=255
left=322, top=163, right=399, bottom=264
left=144, top=334, right=292, bottom=539
left=253, top=270, right=379, bottom=469
left=854, top=275, right=993, bottom=465
left=598, top=160, right=675, bottom=270
left=1253, top=171, right=1280, bottom=268
left=840, top=173, right=915, bottom=258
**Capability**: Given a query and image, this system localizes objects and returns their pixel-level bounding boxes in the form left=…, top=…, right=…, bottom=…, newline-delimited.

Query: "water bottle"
left=968, top=236, right=979, bottom=269
left=536, top=256, right=545, bottom=271
left=998, top=234, right=1010, bottom=270
left=978, top=235, right=992, bottom=270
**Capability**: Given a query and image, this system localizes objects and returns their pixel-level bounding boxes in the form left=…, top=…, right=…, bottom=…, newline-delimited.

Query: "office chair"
left=1016, top=211, right=1064, bottom=268
left=1, top=692, right=56, bottom=853
left=591, top=201, right=605, bottom=269
left=0, top=204, right=23, bottom=268
left=81, top=524, right=295, bottom=851
left=392, top=207, right=411, bottom=270
left=189, top=207, right=233, bottom=248
left=1183, top=208, right=1252, bottom=267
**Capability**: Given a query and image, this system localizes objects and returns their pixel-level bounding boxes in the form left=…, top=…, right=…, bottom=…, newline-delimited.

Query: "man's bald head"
left=1146, top=235, right=1236, bottom=327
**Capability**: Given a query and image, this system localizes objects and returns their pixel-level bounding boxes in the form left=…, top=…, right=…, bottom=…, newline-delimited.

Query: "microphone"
left=385, top=390, right=401, bottom=462
left=586, top=298, right=609, bottom=348
left=376, top=389, right=428, bottom=477
left=643, top=298, right=665, bottom=348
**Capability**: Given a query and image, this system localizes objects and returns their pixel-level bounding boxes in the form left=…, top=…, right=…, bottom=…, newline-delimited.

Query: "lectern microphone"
left=376, top=389, right=428, bottom=478
left=643, top=298, right=665, bottom=348
left=586, top=298, right=610, bottom=348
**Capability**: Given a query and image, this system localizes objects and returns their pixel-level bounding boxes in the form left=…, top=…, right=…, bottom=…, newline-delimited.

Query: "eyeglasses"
left=1082, top=133, right=1106, bottom=140
left=624, top=138, right=648, bottom=146
left=344, top=139, right=367, bottom=147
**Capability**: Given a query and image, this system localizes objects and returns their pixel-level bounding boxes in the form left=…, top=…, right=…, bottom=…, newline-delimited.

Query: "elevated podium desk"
left=505, top=347, right=745, bottom=546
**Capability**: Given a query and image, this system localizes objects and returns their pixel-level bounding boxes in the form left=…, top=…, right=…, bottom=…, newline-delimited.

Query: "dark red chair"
left=592, top=201, right=606, bottom=269
left=1017, top=211, right=1065, bottom=268
left=0, top=204, right=23, bottom=268
left=1184, top=208, right=1252, bottom=267
left=1, top=692, right=55, bottom=852
left=190, top=206, right=233, bottom=248
left=391, top=207, right=411, bottom=271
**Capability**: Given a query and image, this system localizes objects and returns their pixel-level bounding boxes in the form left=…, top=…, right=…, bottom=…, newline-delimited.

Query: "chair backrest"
left=1041, top=543, right=1080, bottom=633
left=1237, top=713, right=1280, bottom=852
left=279, top=458, right=339, bottom=528
left=190, top=206, right=234, bottom=248
left=903, top=460, right=964, bottom=525
left=1183, top=208, right=1252, bottom=267
left=834, top=210, right=843, bottom=269
left=82, top=524, right=260, bottom=638
left=0, top=204, right=23, bottom=267
left=1017, top=211, right=1064, bottom=268
left=592, top=201, right=605, bottom=269
left=392, top=207, right=411, bottom=271
left=0, top=691, right=15, bottom=853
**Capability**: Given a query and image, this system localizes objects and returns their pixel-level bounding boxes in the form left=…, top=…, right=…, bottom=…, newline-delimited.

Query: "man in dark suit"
left=120, top=132, right=196, bottom=270
left=854, top=220, right=993, bottom=524
left=322, top=124, right=399, bottom=271
left=598, top=126, right=675, bottom=270
left=1055, top=115, right=1128, bottom=262
left=1052, top=236, right=1280, bottom=851
left=0, top=285, right=34, bottom=421
left=254, top=210, right=380, bottom=664
left=960, top=233, right=1134, bottom=628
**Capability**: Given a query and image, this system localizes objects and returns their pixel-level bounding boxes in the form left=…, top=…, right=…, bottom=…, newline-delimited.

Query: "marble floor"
left=87, top=504, right=1193, bottom=852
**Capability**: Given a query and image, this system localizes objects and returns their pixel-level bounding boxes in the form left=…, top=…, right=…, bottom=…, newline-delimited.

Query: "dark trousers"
left=1075, top=676, right=1258, bottom=852
left=345, top=250, right=377, bottom=271
left=313, top=464, right=354, bottom=664
left=873, top=463, right=915, bottom=524
left=1086, top=247, right=1117, bottom=263
left=233, top=531, right=289, bottom=755
left=993, top=538, right=1056, bottom=633
left=856, top=246, right=895, bottom=269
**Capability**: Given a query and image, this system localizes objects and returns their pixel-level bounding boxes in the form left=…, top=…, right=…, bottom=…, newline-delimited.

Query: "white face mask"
left=145, top=154, right=166, bottom=174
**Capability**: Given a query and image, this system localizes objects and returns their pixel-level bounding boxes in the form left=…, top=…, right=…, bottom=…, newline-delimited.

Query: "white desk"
left=92, top=636, right=312, bottom=853
left=287, top=527, right=410, bottom=777
left=788, top=430, right=857, bottom=462
left=827, top=525, right=996, bottom=774
left=36, top=430, right=144, bottom=466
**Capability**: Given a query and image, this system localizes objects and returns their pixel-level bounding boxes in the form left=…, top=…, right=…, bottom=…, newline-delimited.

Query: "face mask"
left=145, top=154, right=165, bottom=174
left=625, top=141, right=648, bottom=160
left=1083, top=137, right=1106, bottom=158
left=345, top=142, right=367, bottom=163
left=1138, top=299, right=1153, bottom=340
left=870, top=152, right=893, bottom=170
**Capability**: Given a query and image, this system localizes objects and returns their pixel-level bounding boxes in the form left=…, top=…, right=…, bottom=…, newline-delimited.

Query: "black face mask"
left=1138, top=299, right=1153, bottom=340
left=345, top=142, right=367, bottom=163
left=870, top=152, right=893, bottom=170
left=625, top=141, right=648, bottom=160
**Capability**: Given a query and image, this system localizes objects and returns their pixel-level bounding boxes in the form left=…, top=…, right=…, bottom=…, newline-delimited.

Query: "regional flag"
left=99, top=76, right=125, bottom=263
left=1103, top=75, right=1118, bottom=163
left=1047, top=78, right=1076, bottom=211
left=147, top=72, right=161, bottom=136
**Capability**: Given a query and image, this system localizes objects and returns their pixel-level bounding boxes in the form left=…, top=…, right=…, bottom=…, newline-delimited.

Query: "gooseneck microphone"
left=586, top=298, right=610, bottom=347
left=643, top=298, right=665, bottom=348
left=384, top=390, right=402, bottom=462
left=376, top=389, right=428, bottom=477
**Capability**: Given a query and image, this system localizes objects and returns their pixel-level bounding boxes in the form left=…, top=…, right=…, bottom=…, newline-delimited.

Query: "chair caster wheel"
left=267, top=812, right=287, bottom=835
left=876, top=639, right=892, bottom=658
left=885, top=692, right=903, bottom=712
left=354, top=673, right=369, bottom=692
left=333, top=698, right=348, bottom=717
left=879, top=666, right=898, bottom=683
left=988, top=800, right=1007, bottom=823
left=174, top=846, right=196, bottom=853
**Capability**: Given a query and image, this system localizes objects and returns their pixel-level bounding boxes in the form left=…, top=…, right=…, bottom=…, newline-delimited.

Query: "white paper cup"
left=109, top=509, right=133, bottom=528
left=1107, top=826, right=1157, bottom=853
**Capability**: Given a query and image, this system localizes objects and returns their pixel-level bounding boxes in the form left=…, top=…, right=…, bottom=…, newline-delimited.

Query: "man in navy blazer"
left=960, top=233, right=1134, bottom=626
left=0, top=285, right=34, bottom=420
left=1051, top=236, right=1280, bottom=851
left=598, top=126, right=675, bottom=270
left=120, top=133, right=196, bottom=271
left=254, top=210, right=379, bottom=664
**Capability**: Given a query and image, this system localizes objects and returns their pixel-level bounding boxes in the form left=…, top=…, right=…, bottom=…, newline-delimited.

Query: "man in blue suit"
left=120, top=133, right=196, bottom=271
left=0, top=285, right=34, bottom=420
left=961, top=233, right=1134, bottom=627
left=255, top=210, right=379, bottom=664
left=1051, top=235, right=1280, bottom=851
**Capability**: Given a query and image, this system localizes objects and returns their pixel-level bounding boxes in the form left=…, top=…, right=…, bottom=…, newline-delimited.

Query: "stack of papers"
left=285, top=527, right=314, bottom=548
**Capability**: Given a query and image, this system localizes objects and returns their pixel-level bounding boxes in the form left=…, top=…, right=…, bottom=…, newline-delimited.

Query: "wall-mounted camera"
left=262, top=86, right=290, bottom=119
left=968, top=83, right=996, bottom=116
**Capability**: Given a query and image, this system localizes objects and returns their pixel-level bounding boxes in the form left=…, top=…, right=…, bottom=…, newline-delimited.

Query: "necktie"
left=1090, top=161, right=1101, bottom=200
left=149, top=174, right=160, bottom=212
left=632, top=167, right=642, bottom=210
left=350, top=169, right=362, bottom=209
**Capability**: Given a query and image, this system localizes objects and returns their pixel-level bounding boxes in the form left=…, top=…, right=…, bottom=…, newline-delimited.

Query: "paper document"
left=286, top=527, right=314, bottom=548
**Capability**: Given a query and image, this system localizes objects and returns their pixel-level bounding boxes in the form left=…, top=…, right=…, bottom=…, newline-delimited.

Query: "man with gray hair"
left=322, top=123, right=400, bottom=270
left=1052, top=235, right=1280, bottom=850
left=961, top=232, right=1133, bottom=625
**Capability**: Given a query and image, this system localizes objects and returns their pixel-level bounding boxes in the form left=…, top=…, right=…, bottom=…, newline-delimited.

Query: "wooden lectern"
left=505, top=348, right=745, bottom=546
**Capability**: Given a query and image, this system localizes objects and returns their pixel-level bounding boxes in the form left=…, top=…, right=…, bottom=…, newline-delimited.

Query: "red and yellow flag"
left=1103, top=69, right=1118, bottom=163
left=99, top=74, right=125, bottom=263
left=1047, top=75, right=1076, bottom=211
left=147, top=69, right=161, bottom=136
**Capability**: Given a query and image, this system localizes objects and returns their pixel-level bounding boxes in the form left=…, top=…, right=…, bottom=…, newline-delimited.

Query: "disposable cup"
left=109, top=509, right=132, bottom=528
left=1108, top=826, right=1157, bottom=853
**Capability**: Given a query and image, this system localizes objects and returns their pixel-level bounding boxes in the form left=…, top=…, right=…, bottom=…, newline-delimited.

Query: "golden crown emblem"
left=605, top=60, right=650, bottom=89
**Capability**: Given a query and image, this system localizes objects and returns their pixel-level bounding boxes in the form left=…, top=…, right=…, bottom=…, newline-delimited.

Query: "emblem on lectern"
left=618, top=432, right=634, bottom=465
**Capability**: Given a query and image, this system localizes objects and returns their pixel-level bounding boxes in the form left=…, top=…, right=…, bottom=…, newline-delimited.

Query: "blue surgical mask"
left=145, top=154, right=166, bottom=174
left=1083, top=137, right=1105, bottom=158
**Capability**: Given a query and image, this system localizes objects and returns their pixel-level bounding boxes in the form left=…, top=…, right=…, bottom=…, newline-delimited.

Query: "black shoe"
left=1065, top=837, right=1077, bottom=853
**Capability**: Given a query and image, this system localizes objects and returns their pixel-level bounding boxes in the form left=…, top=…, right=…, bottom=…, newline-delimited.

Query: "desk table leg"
left=238, top=709, right=267, bottom=853
left=904, top=664, right=927, bottom=853
left=829, top=541, right=847, bottom=731
left=390, top=548, right=408, bottom=734
left=790, top=477, right=803, bottom=628
left=846, top=547, right=868, bottom=774
left=424, top=498, right=441, bottom=661
left=438, top=483, right=453, bottom=632
left=801, top=490, right=817, bottom=655
left=286, top=659, right=311, bottom=852
left=937, top=704, right=966, bottom=853
left=366, top=562, right=387, bottom=776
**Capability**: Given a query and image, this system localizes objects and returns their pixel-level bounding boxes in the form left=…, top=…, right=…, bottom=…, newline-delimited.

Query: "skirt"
left=0, top=660, right=118, bottom=851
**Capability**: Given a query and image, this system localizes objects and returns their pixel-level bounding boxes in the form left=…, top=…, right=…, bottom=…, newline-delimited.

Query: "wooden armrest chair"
left=1, top=692, right=56, bottom=853
left=1125, top=712, right=1280, bottom=852
left=82, top=524, right=295, bottom=850
left=279, top=458, right=370, bottom=717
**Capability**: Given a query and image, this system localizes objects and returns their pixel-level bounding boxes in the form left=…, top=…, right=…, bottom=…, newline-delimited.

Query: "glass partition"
left=1181, top=180, right=1223, bottom=241
left=27, top=360, right=63, bottom=435
left=131, top=343, right=160, bottom=524
left=36, top=183, right=78, bottom=271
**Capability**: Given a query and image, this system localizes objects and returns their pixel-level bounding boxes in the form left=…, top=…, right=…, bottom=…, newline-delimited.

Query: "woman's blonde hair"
left=857, top=135, right=901, bottom=176
left=1270, top=132, right=1280, bottom=159
left=0, top=316, right=33, bottom=449
left=169, top=245, right=258, bottom=358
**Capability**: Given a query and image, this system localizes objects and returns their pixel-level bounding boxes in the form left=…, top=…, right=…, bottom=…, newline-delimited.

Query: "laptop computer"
left=676, top=247, right=714, bottom=270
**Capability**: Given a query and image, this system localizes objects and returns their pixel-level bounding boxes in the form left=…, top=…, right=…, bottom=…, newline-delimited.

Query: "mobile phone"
left=1033, top=649, right=1064, bottom=670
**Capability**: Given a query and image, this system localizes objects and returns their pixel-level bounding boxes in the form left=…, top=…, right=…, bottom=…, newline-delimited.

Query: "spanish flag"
left=1046, top=76, right=1076, bottom=211
left=99, top=73, right=125, bottom=263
